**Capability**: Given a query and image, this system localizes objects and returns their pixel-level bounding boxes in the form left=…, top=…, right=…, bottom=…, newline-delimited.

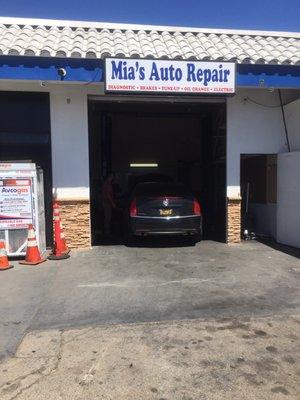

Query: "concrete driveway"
left=1, top=240, right=299, bottom=361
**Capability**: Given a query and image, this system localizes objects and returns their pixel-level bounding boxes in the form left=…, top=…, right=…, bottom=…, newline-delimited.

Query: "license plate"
left=159, top=209, right=173, bottom=216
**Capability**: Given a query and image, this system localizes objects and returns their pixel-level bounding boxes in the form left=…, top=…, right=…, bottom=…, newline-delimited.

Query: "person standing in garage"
left=102, top=174, right=116, bottom=237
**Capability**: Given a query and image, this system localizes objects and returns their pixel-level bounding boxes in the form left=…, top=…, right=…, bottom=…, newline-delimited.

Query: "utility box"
left=0, top=163, right=46, bottom=256
left=277, top=151, right=300, bottom=248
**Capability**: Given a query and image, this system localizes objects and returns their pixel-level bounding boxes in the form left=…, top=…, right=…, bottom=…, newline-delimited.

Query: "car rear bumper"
left=130, top=215, right=202, bottom=236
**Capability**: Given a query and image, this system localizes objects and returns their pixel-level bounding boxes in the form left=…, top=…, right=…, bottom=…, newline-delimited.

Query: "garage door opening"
left=241, top=154, right=277, bottom=240
left=88, top=99, right=227, bottom=245
left=0, top=91, right=53, bottom=247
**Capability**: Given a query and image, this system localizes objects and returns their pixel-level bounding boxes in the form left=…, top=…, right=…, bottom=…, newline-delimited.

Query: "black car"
left=125, top=182, right=203, bottom=240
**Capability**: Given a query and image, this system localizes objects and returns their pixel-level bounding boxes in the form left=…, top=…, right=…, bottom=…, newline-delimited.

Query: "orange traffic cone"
left=0, top=241, right=13, bottom=271
left=19, top=224, right=46, bottom=265
left=48, top=202, right=70, bottom=260
left=58, top=215, right=69, bottom=254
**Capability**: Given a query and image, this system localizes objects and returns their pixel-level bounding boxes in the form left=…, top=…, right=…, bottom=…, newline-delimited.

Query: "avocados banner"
left=0, top=179, right=33, bottom=229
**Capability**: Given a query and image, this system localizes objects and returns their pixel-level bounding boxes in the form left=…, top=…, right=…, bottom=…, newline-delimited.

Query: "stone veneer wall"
left=227, top=197, right=241, bottom=243
left=58, top=200, right=91, bottom=249
left=56, top=198, right=241, bottom=247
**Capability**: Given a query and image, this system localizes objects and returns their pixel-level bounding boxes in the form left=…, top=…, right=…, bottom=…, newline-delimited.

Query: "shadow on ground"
left=95, top=234, right=198, bottom=248
left=256, top=239, right=300, bottom=259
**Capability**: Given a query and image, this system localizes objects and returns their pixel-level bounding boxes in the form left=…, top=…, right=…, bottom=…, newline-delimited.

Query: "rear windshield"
left=134, top=183, right=191, bottom=196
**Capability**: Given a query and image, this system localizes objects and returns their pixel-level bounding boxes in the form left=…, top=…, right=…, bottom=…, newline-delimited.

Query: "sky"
left=0, top=0, right=299, bottom=32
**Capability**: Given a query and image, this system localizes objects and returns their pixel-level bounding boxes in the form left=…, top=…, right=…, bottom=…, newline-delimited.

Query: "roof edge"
left=0, top=16, right=299, bottom=38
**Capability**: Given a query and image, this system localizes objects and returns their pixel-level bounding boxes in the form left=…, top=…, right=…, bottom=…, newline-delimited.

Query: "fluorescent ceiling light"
left=130, top=163, right=158, bottom=168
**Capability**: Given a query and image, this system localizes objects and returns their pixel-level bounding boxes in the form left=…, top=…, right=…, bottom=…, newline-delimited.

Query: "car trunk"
left=136, top=195, right=195, bottom=217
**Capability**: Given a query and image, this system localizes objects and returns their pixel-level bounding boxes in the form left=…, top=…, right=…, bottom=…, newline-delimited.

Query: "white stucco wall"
left=226, top=88, right=294, bottom=198
left=285, top=99, right=300, bottom=151
left=277, top=151, right=300, bottom=248
left=49, top=86, right=89, bottom=200
left=49, top=84, right=105, bottom=200
left=0, top=80, right=103, bottom=200
left=0, top=81, right=299, bottom=204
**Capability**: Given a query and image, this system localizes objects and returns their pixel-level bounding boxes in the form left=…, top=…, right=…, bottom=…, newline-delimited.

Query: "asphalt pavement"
left=0, top=239, right=299, bottom=360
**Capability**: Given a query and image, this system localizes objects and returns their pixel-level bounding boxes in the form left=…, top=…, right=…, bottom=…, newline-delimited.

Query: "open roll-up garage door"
left=88, top=98, right=227, bottom=245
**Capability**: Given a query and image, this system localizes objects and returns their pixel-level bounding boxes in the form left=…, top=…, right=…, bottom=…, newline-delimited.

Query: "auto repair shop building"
left=0, top=17, right=299, bottom=248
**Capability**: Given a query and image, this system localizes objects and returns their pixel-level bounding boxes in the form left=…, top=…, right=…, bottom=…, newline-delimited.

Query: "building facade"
left=0, top=17, right=299, bottom=248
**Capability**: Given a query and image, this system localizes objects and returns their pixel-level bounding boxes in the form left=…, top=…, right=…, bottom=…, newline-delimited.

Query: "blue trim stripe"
left=0, top=56, right=102, bottom=83
left=237, top=64, right=300, bottom=89
left=0, top=56, right=299, bottom=88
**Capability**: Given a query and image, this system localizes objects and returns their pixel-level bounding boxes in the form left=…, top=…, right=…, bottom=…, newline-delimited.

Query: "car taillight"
left=193, top=199, right=201, bottom=215
left=130, top=198, right=137, bottom=217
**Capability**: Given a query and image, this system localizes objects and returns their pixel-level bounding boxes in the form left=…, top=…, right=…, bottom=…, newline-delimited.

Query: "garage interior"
left=88, top=98, right=227, bottom=245
left=241, top=154, right=277, bottom=240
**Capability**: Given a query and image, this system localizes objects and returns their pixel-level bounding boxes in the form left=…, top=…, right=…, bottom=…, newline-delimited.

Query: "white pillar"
left=49, top=86, right=90, bottom=200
